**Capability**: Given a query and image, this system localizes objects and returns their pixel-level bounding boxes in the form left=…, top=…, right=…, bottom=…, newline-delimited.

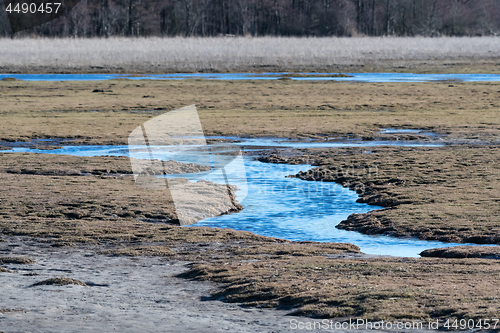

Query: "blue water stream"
left=1, top=138, right=486, bottom=257
left=2, top=73, right=500, bottom=82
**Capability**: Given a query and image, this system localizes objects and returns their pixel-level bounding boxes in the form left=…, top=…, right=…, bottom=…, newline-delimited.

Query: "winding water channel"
left=1, top=138, right=483, bottom=257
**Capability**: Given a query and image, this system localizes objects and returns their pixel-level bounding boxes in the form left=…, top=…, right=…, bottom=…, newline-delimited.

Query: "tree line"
left=2, top=0, right=500, bottom=37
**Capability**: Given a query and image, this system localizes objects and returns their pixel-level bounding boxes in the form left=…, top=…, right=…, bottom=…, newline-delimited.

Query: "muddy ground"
left=1, top=79, right=500, bottom=329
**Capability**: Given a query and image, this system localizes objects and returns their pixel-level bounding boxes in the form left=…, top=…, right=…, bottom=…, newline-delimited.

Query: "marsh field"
left=1, top=36, right=500, bottom=74
left=1, top=38, right=500, bottom=330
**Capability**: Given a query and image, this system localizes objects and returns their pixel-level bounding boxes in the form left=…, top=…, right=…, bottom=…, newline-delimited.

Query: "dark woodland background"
left=1, top=0, right=499, bottom=37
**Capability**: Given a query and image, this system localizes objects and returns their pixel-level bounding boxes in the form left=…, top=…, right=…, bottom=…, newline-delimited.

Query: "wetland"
left=1, top=77, right=500, bottom=327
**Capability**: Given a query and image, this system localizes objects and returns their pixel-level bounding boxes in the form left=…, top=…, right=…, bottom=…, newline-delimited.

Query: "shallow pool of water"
left=210, top=137, right=445, bottom=148
left=2, top=72, right=500, bottom=82
left=379, top=128, right=442, bottom=138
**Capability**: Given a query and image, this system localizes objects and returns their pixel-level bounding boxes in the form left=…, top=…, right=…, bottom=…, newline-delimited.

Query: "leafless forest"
left=1, top=0, right=499, bottom=37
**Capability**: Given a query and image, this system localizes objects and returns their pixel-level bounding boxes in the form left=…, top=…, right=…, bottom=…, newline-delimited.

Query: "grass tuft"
left=0, top=257, right=36, bottom=265
left=32, top=277, right=88, bottom=287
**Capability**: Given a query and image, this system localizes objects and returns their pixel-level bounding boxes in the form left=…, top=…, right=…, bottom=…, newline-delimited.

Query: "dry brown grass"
left=0, top=153, right=134, bottom=175
left=0, top=153, right=208, bottom=176
left=1, top=37, right=500, bottom=74
left=180, top=255, right=500, bottom=321
left=0, top=152, right=243, bottom=237
left=228, top=242, right=360, bottom=258
left=0, top=153, right=282, bottom=247
left=0, top=80, right=499, bottom=145
left=0, top=162, right=175, bottom=243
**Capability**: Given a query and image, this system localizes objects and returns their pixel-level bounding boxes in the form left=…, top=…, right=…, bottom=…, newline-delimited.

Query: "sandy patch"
left=0, top=236, right=413, bottom=333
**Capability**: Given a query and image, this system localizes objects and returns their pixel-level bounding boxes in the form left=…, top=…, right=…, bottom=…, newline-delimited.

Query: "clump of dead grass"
left=0, top=257, right=36, bottom=264
left=32, top=277, right=88, bottom=287
left=421, top=246, right=500, bottom=259
left=230, top=242, right=360, bottom=258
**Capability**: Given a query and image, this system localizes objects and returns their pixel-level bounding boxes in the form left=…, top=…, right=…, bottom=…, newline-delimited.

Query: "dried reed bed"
left=1, top=37, right=499, bottom=73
